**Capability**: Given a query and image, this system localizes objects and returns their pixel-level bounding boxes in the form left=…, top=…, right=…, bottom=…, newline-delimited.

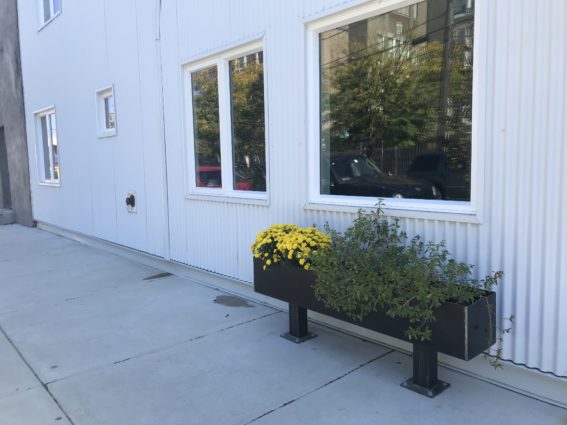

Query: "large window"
left=318, top=0, right=474, bottom=202
left=35, top=108, right=60, bottom=185
left=186, top=41, right=267, bottom=198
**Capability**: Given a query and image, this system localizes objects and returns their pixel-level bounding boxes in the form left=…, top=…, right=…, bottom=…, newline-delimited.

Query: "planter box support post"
left=281, top=303, right=317, bottom=344
left=401, top=344, right=450, bottom=398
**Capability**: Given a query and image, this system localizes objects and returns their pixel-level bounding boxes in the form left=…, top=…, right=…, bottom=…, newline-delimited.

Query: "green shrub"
left=312, top=203, right=503, bottom=342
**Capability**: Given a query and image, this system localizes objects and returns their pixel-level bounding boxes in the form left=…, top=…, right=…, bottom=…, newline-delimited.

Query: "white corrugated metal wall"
left=18, top=0, right=167, bottom=257
left=161, top=0, right=567, bottom=379
left=18, top=0, right=566, bottom=386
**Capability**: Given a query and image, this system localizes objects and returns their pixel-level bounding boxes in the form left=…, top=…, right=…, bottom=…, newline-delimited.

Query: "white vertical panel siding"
left=161, top=0, right=186, bottom=263
left=548, top=0, right=567, bottom=376
left=484, top=0, right=567, bottom=376
left=134, top=0, right=167, bottom=257
left=18, top=0, right=566, bottom=378
left=18, top=0, right=167, bottom=257
left=106, top=0, right=144, bottom=251
left=162, top=0, right=567, bottom=378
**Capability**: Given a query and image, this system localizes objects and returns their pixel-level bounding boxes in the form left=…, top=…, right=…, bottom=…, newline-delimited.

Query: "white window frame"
left=38, top=0, right=62, bottom=30
left=182, top=39, right=269, bottom=204
left=305, top=0, right=487, bottom=223
left=33, top=106, right=61, bottom=187
left=95, top=86, right=117, bottom=138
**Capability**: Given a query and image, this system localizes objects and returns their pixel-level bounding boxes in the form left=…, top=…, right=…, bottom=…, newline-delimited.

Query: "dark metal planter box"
left=253, top=258, right=496, bottom=397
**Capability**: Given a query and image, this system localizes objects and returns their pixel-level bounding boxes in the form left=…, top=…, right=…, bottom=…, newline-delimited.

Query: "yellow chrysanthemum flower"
left=251, top=223, right=330, bottom=271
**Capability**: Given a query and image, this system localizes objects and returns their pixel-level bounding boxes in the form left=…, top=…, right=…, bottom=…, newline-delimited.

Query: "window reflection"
left=229, top=51, right=266, bottom=192
left=192, top=66, right=222, bottom=188
left=39, top=111, right=59, bottom=182
left=104, top=94, right=116, bottom=130
left=320, top=0, right=473, bottom=201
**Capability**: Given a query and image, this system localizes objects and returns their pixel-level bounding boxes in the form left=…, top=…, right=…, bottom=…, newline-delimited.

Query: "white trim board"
left=37, top=221, right=567, bottom=410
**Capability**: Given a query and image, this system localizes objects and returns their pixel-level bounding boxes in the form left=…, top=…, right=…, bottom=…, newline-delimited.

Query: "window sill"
left=304, top=197, right=482, bottom=224
left=37, top=11, right=62, bottom=33
left=185, top=192, right=269, bottom=207
left=97, top=129, right=117, bottom=139
left=38, top=181, right=61, bottom=188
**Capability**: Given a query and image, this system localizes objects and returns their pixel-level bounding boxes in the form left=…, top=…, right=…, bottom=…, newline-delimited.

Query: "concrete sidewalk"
left=0, top=224, right=565, bottom=425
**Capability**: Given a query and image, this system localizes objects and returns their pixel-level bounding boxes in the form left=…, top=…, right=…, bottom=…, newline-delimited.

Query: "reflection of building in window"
left=319, top=0, right=474, bottom=201
left=35, top=108, right=60, bottom=183
left=454, top=0, right=474, bottom=17
left=395, top=6, right=410, bottom=17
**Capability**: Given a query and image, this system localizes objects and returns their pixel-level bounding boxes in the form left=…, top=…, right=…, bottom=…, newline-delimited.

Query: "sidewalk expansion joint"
left=245, top=349, right=395, bottom=424
left=44, top=311, right=281, bottom=386
left=0, top=325, right=77, bottom=425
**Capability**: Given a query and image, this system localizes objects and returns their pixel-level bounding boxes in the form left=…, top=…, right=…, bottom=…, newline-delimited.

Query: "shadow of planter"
left=254, top=258, right=496, bottom=398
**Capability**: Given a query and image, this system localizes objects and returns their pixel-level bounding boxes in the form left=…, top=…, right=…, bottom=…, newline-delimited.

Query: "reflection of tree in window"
left=191, top=66, right=222, bottom=188
left=229, top=52, right=266, bottom=192
left=320, top=0, right=474, bottom=201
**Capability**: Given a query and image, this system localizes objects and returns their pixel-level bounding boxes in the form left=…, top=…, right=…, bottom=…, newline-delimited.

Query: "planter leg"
left=280, top=303, right=317, bottom=343
left=401, top=344, right=450, bottom=398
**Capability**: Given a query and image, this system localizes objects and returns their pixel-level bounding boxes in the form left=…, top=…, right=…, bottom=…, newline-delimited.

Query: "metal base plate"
left=280, top=332, right=317, bottom=344
left=400, top=378, right=450, bottom=398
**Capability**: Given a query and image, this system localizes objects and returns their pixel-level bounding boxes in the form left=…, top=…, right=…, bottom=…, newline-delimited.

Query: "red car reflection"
left=197, top=166, right=253, bottom=191
left=197, top=166, right=221, bottom=188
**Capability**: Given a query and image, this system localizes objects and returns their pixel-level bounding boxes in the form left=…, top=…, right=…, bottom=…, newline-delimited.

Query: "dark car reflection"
left=407, top=152, right=469, bottom=201
left=326, top=154, right=441, bottom=199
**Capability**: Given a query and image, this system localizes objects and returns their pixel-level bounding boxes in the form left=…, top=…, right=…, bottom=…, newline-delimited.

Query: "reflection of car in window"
left=234, top=171, right=253, bottom=191
left=197, top=165, right=221, bottom=188
left=407, top=152, right=469, bottom=201
left=326, top=154, right=440, bottom=199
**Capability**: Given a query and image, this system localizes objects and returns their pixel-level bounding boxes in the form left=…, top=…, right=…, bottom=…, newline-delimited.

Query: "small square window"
left=34, top=108, right=60, bottom=185
left=96, top=86, right=117, bottom=138
left=39, top=0, right=62, bottom=26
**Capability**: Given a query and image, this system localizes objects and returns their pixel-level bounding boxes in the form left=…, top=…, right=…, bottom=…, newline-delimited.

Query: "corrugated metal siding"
left=162, top=0, right=567, bottom=377
left=19, top=0, right=566, bottom=378
left=18, top=0, right=167, bottom=257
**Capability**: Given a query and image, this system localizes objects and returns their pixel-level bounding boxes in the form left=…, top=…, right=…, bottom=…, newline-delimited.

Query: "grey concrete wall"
left=0, top=0, right=33, bottom=226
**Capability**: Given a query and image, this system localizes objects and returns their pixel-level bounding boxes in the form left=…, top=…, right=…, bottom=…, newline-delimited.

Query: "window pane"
left=320, top=0, right=473, bottom=201
left=43, top=0, right=51, bottom=22
left=49, top=113, right=59, bottom=180
left=104, top=94, right=116, bottom=129
left=53, top=0, right=62, bottom=14
left=40, top=116, right=51, bottom=180
left=191, top=66, right=221, bottom=188
left=454, top=0, right=474, bottom=17
left=229, top=51, right=266, bottom=192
